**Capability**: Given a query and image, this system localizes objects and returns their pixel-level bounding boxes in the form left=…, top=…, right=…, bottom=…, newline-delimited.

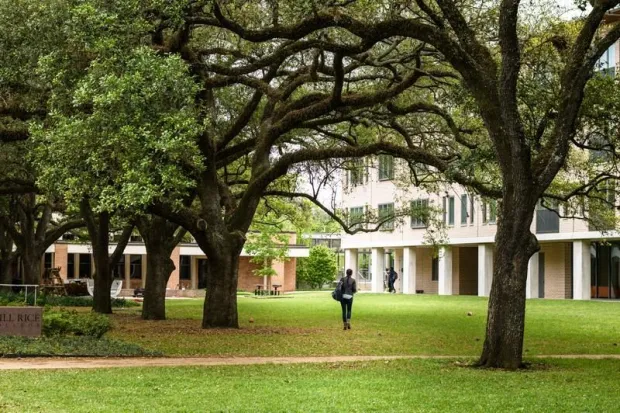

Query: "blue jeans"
left=341, top=298, right=353, bottom=322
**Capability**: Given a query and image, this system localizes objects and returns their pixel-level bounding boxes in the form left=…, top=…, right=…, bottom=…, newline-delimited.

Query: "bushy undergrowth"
left=43, top=309, right=111, bottom=338
left=0, top=291, right=139, bottom=308
left=0, top=336, right=160, bottom=357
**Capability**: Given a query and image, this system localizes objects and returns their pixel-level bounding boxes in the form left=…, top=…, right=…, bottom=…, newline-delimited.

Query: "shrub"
left=0, top=336, right=161, bottom=357
left=297, top=245, right=338, bottom=290
left=43, top=309, right=111, bottom=338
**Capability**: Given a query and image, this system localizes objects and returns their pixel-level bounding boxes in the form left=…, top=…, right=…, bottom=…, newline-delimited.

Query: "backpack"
left=331, top=278, right=345, bottom=302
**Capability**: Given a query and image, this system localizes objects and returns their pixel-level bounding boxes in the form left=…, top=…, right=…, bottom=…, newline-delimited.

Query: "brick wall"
left=417, top=248, right=438, bottom=294
left=452, top=247, right=460, bottom=294
left=54, top=244, right=69, bottom=280
left=458, top=247, right=478, bottom=295
left=237, top=257, right=264, bottom=292
left=283, top=259, right=296, bottom=292
left=541, top=242, right=572, bottom=299
left=236, top=257, right=298, bottom=293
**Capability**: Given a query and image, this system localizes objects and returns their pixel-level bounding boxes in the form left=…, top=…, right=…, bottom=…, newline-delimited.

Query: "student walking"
left=388, top=267, right=398, bottom=293
left=340, top=268, right=357, bottom=330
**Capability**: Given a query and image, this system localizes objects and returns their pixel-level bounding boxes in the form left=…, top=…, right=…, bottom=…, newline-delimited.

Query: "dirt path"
left=1, top=354, right=620, bottom=371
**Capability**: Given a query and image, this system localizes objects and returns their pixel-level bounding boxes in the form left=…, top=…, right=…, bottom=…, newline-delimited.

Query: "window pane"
left=349, top=206, right=364, bottom=230
left=411, top=199, right=428, bottom=228
left=442, top=197, right=447, bottom=224
left=130, top=255, right=142, bottom=279
left=378, top=155, right=393, bottom=180
left=78, top=254, right=91, bottom=278
left=180, top=256, right=191, bottom=280
left=461, top=195, right=468, bottom=225
left=67, top=254, right=75, bottom=279
left=432, top=257, right=439, bottom=281
left=349, top=159, right=366, bottom=186
left=378, top=203, right=394, bottom=230
left=489, top=200, right=497, bottom=224
left=448, top=197, right=455, bottom=225
left=536, top=202, right=559, bottom=234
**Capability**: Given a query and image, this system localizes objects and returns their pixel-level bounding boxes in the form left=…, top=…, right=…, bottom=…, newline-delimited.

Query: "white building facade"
left=341, top=155, right=620, bottom=300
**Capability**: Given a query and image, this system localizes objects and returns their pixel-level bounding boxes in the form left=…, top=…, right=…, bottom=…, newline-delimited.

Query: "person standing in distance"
left=340, top=269, right=357, bottom=330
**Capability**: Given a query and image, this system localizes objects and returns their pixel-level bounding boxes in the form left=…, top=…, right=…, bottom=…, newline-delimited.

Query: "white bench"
left=86, top=279, right=123, bottom=298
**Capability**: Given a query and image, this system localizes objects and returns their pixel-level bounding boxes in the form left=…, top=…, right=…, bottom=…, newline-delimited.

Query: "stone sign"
left=0, top=307, right=43, bottom=337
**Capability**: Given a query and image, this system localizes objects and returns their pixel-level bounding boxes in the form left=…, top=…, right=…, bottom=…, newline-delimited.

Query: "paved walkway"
left=2, top=354, right=620, bottom=370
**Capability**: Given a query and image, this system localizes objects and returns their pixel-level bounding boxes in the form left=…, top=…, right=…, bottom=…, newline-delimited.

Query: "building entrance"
left=590, top=243, right=620, bottom=299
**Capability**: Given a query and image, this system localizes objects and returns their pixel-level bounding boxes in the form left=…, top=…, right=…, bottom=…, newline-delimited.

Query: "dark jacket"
left=341, top=276, right=357, bottom=296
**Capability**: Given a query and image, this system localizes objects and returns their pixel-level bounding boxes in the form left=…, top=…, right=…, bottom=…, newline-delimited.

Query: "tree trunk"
left=0, top=254, right=15, bottom=290
left=20, top=251, right=41, bottom=285
left=142, top=244, right=175, bottom=320
left=137, top=216, right=181, bottom=321
left=478, top=199, right=539, bottom=369
left=202, top=251, right=239, bottom=328
left=91, top=212, right=112, bottom=314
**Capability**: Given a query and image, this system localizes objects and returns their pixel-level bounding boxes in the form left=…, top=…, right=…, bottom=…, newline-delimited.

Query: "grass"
left=1, top=358, right=619, bottom=412
left=108, top=293, right=620, bottom=357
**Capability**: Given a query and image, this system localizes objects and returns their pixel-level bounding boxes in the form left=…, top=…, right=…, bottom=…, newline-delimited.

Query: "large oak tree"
left=193, top=0, right=620, bottom=369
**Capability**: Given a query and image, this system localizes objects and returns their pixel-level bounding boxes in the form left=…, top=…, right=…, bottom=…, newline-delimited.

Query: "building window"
left=378, top=203, right=395, bottom=231
left=470, top=196, right=475, bottom=224
left=349, top=206, right=365, bottom=230
left=410, top=199, right=429, bottom=228
left=536, top=201, right=560, bottom=234
left=67, top=254, right=75, bottom=279
left=180, top=256, right=191, bottom=280
left=44, top=253, right=53, bottom=270
left=349, top=159, right=367, bottom=187
left=312, top=238, right=330, bottom=247
left=482, top=199, right=497, bottom=224
left=378, top=155, right=394, bottom=181
left=432, top=257, right=439, bottom=281
left=443, top=196, right=455, bottom=226
left=461, top=194, right=468, bottom=225
left=130, top=255, right=142, bottom=279
left=597, top=45, right=616, bottom=77
left=78, top=254, right=91, bottom=278
left=112, top=255, right=125, bottom=279
left=489, top=200, right=497, bottom=224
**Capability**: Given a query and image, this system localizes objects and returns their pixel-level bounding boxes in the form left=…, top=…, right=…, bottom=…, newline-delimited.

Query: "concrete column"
left=478, top=244, right=493, bottom=297
left=526, top=252, right=539, bottom=299
left=344, top=249, right=358, bottom=278
left=393, top=249, right=403, bottom=293
left=191, top=256, right=198, bottom=289
left=573, top=241, right=591, bottom=300
left=438, top=246, right=453, bottom=295
left=402, top=247, right=416, bottom=294
left=73, top=254, right=80, bottom=279
left=141, top=255, right=147, bottom=288
left=124, top=255, right=131, bottom=290
left=371, top=247, right=385, bottom=293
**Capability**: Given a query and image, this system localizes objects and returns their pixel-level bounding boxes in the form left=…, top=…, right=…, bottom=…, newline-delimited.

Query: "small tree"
left=244, top=221, right=290, bottom=292
left=299, top=245, right=338, bottom=290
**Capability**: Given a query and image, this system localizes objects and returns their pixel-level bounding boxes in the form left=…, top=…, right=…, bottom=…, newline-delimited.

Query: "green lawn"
left=1, top=358, right=619, bottom=412
left=109, top=293, right=620, bottom=357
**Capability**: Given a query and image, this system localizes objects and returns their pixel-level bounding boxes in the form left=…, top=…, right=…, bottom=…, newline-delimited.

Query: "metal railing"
left=0, top=284, right=39, bottom=305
